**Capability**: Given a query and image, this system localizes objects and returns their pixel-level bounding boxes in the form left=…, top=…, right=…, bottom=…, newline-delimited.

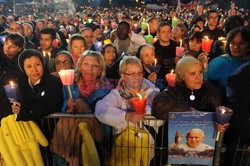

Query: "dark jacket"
left=0, top=69, right=63, bottom=124
left=150, top=81, right=222, bottom=165
left=227, top=61, right=250, bottom=144
left=152, top=81, right=222, bottom=120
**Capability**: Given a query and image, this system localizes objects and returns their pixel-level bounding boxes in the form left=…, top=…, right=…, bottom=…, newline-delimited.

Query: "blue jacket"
left=61, top=80, right=111, bottom=112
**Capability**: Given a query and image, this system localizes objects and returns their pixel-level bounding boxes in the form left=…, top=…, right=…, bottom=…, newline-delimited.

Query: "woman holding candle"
left=172, top=24, right=188, bottom=46
left=4, top=49, right=63, bottom=123
left=136, top=44, right=158, bottom=84
left=69, top=34, right=86, bottom=64
left=205, top=27, right=250, bottom=93
left=152, top=56, right=229, bottom=165
left=51, top=50, right=104, bottom=166
left=95, top=56, right=161, bottom=165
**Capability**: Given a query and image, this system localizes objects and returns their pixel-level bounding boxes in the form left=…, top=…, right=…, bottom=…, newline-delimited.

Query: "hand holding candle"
left=58, top=69, right=75, bottom=98
left=215, top=106, right=233, bottom=141
left=176, top=39, right=185, bottom=57
left=166, top=69, right=176, bottom=87
left=94, top=41, right=103, bottom=52
left=149, top=59, right=161, bottom=74
left=202, top=36, right=214, bottom=53
left=131, top=93, right=147, bottom=115
left=4, top=81, right=19, bottom=101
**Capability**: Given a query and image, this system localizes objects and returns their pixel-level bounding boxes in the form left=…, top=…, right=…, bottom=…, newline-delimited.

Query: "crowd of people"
left=0, top=1, right=250, bottom=165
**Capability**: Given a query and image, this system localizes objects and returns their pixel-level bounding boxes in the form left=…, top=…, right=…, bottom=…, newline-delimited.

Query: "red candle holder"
left=131, top=94, right=147, bottom=115
left=166, top=70, right=176, bottom=87
left=202, top=36, right=214, bottom=53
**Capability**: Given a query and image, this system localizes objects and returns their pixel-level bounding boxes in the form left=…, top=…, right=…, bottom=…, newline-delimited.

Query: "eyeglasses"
left=123, top=72, right=143, bottom=77
left=55, top=60, right=72, bottom=66
left=230, top=41, right=248, bottom=48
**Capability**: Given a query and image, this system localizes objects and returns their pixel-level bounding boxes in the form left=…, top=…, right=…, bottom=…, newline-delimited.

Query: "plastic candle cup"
left=215, top=106, right=233, bottom=141
left=165, top=69, right=176, bottom=87
left=176, top=47, right=185, bottom=57
left=4, top=81, right=19, bottom=101
left=172, top=17, right=178, bottom=27
left=58, top=69, right=75, bottom=98
left=202, top=36, right=214, bottom=53
left=140, top=22, right=148, bottom=29
left=144, top=34, right=153, bottom=44
left=131, top=93, right=147, bottom=115
left=94, top=41, right=103, bottom=52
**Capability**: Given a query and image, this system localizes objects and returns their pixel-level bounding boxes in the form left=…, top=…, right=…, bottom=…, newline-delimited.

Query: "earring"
left=190, top=90, right=195, bottom=101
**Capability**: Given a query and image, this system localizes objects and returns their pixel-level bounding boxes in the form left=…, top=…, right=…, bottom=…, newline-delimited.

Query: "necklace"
left=190, top=90, right=195, bottom=101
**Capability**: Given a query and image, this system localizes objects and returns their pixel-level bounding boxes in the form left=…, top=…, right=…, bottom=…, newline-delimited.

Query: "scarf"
left=78, top=76, right=99, bottom=98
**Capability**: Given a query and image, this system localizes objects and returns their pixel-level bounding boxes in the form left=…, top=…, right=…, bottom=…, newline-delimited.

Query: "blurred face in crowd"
left=117, top=24, right=130, bottom=40
left=81, top=29, right=94, bottom=48
left=157, top=25, right=171, bottom=44
left=23, top=23, right=33, bottom=38
left=36, top=21, right=45, bottom=31
left=196, top=21, right=204, bottom=30
left=40, top=34, right=53, bottom=51
left=172, top=26, right=183, bottom=39
left=55, top=53, right=73, bottom=72
left=139, top=46, right=155, bottom=67
left=187, top=130, right=204, bottom=148
left=207, top=12, right=219, bottom=28
left=3, top=39, right=22, bottom=59
left=0, top=15, right=5, bottom=24
left=47, top=20, right=55, bottom=29
left=183, top=64, right=203, bottom=90
left=149, top=19, right=159, bottom=34
left=228, top=9, right=237, bottom=16
left=70, top=39, right=85, bottom=59
left=80, top=56, right=101, bottom=81
left=104, top=45, right=116, bottom=66
left=229, top=33, right=249, bottom=58
left=121, top=63, right=143, bottom=89
left=189, top=38, right=202, bottom=52
left=23, top=56, right=44, bottom=85
left=9, top=22, right=24, bottom=35
left=197, top=5, right=204, bottom=14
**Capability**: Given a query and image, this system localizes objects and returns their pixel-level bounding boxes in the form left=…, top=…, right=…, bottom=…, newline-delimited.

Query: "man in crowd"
left=80, top=27, right=96, bottom=51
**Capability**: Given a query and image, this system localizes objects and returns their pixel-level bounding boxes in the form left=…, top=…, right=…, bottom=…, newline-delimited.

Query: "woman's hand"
left=198, top=52, right=210, bottom=71
left=10, top=101, right=21, bottom=114
left=67, top=98, right=76, bottom=112
left=148, top=72, right=157, bottom=82
left=125, top=112, right=144, bottom=123
left=216, top=123, right=230, bottom=132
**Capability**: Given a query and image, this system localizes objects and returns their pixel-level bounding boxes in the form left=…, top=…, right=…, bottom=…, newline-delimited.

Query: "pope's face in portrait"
left=186, top=129, right=204, bottom=148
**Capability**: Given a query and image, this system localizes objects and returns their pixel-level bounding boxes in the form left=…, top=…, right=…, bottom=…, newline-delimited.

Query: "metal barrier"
left=38, top=113, right=250, bottom=166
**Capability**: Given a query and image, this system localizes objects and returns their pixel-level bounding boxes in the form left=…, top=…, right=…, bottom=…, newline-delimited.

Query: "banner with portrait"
left=168, top=112, right=216, bottom=166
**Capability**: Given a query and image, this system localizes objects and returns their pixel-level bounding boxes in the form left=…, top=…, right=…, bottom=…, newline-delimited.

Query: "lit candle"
left=131, top=93, right=147, bottom=115
left=147, top=23, right=150, bottom=35
left=202, top=36, right=214, bottom=53
left=58, top=69, right=75, bottom=98
left=48, top=52, right=51, bottom=61
left=104, top=39, right=112, bottom=45
left=43, top=51, right=46, bottom=57
left=144, top=34, right=153, bottom=44
left=172, top=17, right=178, bottom=27
left=154, top=59, right=157, bottom=66
left=218, top=36, right=227, bottom=48
left=215, top=106, right=233, bottom=141
left=152, top=36, right=158, bottom=43
left=4, top=81, right=19, bottom=101
left=180, top=39, right=183, bottom=48
left=165, top=70, right=176, bottom=87
left=94, top=41, right=103, bottom=52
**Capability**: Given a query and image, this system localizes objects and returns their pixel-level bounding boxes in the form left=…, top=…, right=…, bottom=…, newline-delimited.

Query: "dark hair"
left=6, top=33, right=25, bottom=50
left=18, top=49, right=45, bottom=72
left=225, top=27, right=250, bottom=55
left=206, top=9, right=218, bottom=18
left=102, top=44, right=117, bottom=56
left=40, top=28, right=56, bottom=40
left=189, top=31, right=203, bottom=43
left=69, top=34, right=86, bottom=47
left=223, top=15, right=243, bottom=34
left=118, top=21, right=130, bottom=31
left=136, top=45, right=146, bottom=59
left=183, top=50, right=199, bottom=59
left=80, top=27, right=93, bottom=34
left=157, top=22, right=171, bottom=32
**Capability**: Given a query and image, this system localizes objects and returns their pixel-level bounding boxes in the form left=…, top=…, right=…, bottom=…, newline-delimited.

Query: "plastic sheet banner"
left=146, top=4, right=168, bottom=10
left=168, top=112, right=216, bottom=166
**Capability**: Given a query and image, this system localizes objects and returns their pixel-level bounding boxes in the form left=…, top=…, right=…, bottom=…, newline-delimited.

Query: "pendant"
left=190, top=94, right=195, bottom=101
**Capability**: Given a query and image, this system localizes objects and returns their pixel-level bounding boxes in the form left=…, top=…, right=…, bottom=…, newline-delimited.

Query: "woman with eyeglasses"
left=95, top=56, right=161, bottom=165
left=205, top=27, right=250, bottom=93
left=51, top=50, right=109, bottom=165
left=54, top=51, right=74, bottom=72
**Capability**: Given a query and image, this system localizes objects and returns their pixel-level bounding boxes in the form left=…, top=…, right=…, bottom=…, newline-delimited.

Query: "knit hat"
left=18, top=49, right=45, bottom=72
left=175, top=56, right=201, bottom=82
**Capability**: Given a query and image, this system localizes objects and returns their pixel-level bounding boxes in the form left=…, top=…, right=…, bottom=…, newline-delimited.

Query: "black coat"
left=152, top=81, right=222, bottom=120
left=227, top=61, right=250, bottom=144
left=0, top=69, right=63, bottom=124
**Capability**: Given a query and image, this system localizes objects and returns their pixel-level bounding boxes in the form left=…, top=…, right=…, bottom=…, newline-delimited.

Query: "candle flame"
left=218, top=36, right=226, bottom=41
left=43, top=51, right=46, bottom=57
left=204, top=36, right=209, bottom=41
left=171, top=69, right=174, bottom=74
left=221, top=108, right=226, bottom=114
left=48, top=52, right=51, bottom=57
left=137, top=93, right=142, bottom=101
left=10, top=81, right=14, bottom=87
left=154, top=59, right=157, bottom=66
left=180, top=39, right=183, bottom=47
